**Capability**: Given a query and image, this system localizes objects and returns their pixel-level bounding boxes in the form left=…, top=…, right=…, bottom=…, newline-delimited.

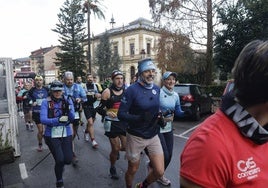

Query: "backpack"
left=47, top=96, right=69, bottom=118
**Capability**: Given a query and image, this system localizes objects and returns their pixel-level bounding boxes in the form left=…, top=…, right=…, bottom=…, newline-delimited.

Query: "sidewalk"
left=1, top=115, right=31, bottom=188
left=1, top=114, right=159, bottom=188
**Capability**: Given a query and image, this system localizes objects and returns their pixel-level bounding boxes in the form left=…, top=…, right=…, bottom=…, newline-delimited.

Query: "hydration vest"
left=106, top=87, right=124, bottom=109
left=47, top=96, right=69, bottom=118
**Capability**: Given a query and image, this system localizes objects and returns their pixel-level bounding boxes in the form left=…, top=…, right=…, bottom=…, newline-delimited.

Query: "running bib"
left=160, top=121, right=172, bottom=133
left=36, top=99, right=44, bottom=106
left=103, top=119, right=112, bottom=132
left=51, top=126, right=67, bottom=138
left=93, top=100, right=100, bottom=108
left=74, top=112, right=80, bottom=119
left=87, top=91, right=95, bottom=96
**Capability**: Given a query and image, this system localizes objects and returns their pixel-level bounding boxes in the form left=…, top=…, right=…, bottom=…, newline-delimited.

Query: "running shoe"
left=30, top=124, right=34, bottom=132
left=91, top=140, right=98, bottom=149
left=72, top=154, right=78, bottom=166
left=109, top=166, right=119, bottom=180
left=135, top=182, right=143, bottom=188
left=157, top=175, right=171, bottom=186
left=56, top=181, right=64, bottom=188
left=37, top=144, right=43, bottom=152
left=84, top=133, right=89, bottom=142
left=26, top=123, right=29, bottom=130
left=80, top=121, right=84, bottom=126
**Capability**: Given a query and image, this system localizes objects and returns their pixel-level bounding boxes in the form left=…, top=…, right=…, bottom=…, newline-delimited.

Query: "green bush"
left=206, top=85, right=225, bottom=98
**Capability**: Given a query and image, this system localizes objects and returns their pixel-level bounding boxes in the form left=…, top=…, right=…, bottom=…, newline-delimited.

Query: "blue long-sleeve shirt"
left=118, top=82, right=160, bottom=139
left=40, top=96, right=75, bottom=137
left=28, top=87, right=49, bottom=113
left=63, top=83, right=87, bottom=102
left=159, top=86, right=184, bottom=133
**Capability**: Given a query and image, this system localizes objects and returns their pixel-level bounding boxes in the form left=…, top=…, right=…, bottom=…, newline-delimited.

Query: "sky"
left=0, top=0, right=152, bottom=59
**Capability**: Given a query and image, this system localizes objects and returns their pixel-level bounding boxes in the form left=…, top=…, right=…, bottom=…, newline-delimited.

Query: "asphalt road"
left=1, top=113, right=211, bottom=188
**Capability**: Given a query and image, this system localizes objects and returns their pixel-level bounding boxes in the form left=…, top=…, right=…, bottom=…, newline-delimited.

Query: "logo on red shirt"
left=237, top=157, right=260, bottom=180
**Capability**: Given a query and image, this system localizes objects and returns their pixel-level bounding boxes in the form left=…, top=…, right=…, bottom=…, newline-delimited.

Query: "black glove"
left=158, top=113, right=167, bottom=128
left=59, top=116, right=68, bottom=123
left=140, top=111, right=154, bottom=123
left=162, top=109, right=174, bottom=117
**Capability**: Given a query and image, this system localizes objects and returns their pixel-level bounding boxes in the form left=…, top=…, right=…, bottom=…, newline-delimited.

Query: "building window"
left=130, top=66, right=136, bottom=84
left=130, top=43, right=135, bottom=57
left=113, top=45, right=118, bottom=55
left=146, top=43, right=151, bottom=55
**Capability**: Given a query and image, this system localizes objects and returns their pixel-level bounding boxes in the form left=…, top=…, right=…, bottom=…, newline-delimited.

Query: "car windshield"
left=174, top=86, right=190, bottom=95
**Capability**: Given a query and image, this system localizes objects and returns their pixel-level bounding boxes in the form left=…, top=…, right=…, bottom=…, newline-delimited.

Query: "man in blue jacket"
left=62, top=71, right=87, bottom=165
left=118, top=58, right=164, bottom=188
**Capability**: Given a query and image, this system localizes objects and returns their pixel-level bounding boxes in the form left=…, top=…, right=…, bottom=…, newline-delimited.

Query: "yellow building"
left=90, top=17, right=162, bottom=84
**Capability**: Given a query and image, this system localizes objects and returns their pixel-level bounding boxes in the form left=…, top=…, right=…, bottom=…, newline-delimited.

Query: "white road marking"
left=19, top=163, right=28, bottom=179
left=174, top=124, right=200, bottom=140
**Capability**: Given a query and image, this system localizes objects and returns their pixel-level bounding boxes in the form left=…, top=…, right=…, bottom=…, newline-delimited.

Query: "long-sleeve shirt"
left=63, top=83, right=87, bottom=102
left=40, top=97, right=75, bottom=137
left=118, top=82, right=160, bottom=139
left=159, top=86, right=184, bottom=133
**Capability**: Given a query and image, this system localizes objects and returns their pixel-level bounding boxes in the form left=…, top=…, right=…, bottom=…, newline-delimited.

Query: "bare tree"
left=149, top=0, right=228, bottom=85
left=156, top=29, right=194, bottom=74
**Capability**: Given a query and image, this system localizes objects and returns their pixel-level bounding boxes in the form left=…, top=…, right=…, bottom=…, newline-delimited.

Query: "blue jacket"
left=63, top=83, right=87, bottom=102
left=118, top=82, right=160, bottom=139
left=40, top=96, right=75, bottom=137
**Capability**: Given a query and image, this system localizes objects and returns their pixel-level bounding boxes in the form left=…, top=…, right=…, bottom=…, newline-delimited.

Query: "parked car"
left=174, top=84, right=213, bottom=121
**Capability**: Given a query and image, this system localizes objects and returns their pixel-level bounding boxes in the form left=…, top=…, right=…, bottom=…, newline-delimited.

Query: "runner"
left=83, top=74, right=101, bottom=149
left=76, top=76, right=86, bottom=126
left=40, top=80, right=75, bottom=188
left=156, top=71, right=184, bottom=186
left=180, top=40, right=268, bottom=188
left=63, top=71, right=87, bottom=165
left=28, top=75, right=49, bottom=151
left=17, top=82, right=34, bottom=131
left=118, top=58, right=165, bottom=188
left=15, top=85, right=23, bottom=114
left=96, top=70, right=127, bottom=179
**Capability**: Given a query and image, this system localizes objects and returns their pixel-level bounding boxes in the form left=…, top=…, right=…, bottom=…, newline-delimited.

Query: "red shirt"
left=180, top=110, right=268, bottom=188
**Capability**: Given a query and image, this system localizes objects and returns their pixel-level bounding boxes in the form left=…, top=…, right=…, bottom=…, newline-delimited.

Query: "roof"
left=94, top=17, right=160, bottom=38
left=13, top=57, right=30, bottom=62
left=30, top=46, right=55, bottom=58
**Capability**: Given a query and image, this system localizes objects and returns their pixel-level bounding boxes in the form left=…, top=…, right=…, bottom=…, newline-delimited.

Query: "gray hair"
left=64, top=71, right=74, bottom=79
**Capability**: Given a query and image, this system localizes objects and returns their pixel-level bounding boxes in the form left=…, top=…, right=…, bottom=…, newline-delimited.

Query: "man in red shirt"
left=180, top=40, right=268, bottom=188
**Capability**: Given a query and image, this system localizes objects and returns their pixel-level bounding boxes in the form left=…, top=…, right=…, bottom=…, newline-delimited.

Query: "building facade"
left=29, top=46, right=60, bottom=84
left=90, top=17, right=162, bottom=84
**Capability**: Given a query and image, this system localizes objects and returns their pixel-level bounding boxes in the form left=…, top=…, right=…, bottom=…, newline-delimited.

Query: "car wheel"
left=193, top=105, right=201, bottom=121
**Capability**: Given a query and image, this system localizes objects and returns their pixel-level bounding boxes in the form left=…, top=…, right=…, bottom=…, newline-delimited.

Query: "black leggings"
left=44, top=135, right=73, bottom=181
